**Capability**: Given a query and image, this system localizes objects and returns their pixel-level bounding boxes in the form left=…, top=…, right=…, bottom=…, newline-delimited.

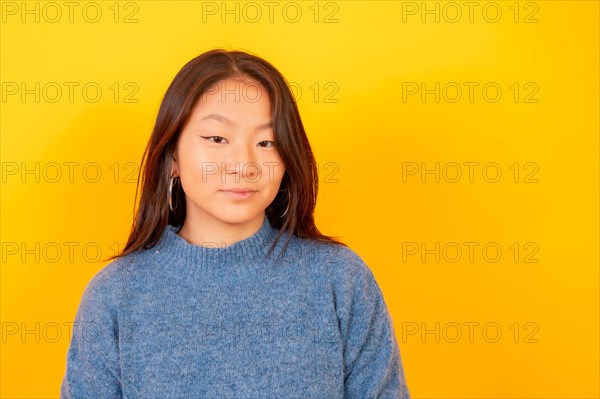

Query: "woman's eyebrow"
left=201, top=113, right=272, bottom=131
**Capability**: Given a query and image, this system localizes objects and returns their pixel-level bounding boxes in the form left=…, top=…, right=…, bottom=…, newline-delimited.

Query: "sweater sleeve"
left=60, top=266, right=123, bottom=399
left=334, top=249, right=411, bottom=399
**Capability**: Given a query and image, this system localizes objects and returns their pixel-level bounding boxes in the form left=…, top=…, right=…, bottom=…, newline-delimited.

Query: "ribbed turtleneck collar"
left=149, top=216, right=283, bottom=268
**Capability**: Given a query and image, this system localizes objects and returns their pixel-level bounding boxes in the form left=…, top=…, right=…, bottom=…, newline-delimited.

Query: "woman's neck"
left=177, top=213, right=266, bottom=249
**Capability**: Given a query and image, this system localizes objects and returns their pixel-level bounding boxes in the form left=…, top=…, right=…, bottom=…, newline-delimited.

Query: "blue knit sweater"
left=61, top=216, right=411, bottom=398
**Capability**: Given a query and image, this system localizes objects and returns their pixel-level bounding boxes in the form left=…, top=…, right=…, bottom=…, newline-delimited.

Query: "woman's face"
left=172, top=78, right=285, bottom=229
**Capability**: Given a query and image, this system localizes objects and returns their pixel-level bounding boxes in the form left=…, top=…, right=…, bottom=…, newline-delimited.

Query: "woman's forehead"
left=188, top=83, right=272, bottom=126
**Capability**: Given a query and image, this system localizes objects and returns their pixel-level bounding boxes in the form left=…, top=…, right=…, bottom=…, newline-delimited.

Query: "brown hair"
left=104, top=49, right=347, bottom=263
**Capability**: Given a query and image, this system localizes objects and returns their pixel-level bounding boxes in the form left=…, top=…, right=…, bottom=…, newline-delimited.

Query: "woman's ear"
left=171, top=149, right=179, bottom=176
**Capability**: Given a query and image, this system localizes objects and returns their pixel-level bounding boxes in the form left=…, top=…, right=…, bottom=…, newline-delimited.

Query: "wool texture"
left=61, top=217, right=411, bottom=398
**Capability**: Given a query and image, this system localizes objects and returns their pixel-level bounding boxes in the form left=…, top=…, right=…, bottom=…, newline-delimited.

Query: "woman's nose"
left=223, top=144, right=259, bottom=181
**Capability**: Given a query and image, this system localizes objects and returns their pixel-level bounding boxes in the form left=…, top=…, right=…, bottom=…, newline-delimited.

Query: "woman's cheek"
left=192, top=150, right=217, bottom=184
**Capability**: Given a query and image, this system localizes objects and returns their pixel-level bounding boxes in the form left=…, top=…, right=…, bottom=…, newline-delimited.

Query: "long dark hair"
left=104, top=48, right=347, bottom=262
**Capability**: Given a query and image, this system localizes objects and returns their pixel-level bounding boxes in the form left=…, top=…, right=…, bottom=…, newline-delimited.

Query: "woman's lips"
left=220, top=190, right=257, bottom=200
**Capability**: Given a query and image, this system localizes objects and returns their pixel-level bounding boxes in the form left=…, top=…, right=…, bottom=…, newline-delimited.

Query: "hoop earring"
left=279, top=188, right=290, bottom=218
left=168, top=175, right=179, bottom=212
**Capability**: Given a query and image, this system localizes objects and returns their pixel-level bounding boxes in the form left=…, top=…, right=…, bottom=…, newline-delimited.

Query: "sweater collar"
left=151, top=216, right=283, bottom=267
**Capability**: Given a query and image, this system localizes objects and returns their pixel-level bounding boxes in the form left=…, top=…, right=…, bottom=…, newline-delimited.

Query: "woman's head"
left=171, top=76, right=285, bottom=234
left=106, top=48, right=346, bottom=261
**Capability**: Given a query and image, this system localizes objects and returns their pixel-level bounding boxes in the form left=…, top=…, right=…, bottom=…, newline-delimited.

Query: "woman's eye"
left=201, top=136, right=228, bottom=144
left=258, top=140, right=275, bottom=148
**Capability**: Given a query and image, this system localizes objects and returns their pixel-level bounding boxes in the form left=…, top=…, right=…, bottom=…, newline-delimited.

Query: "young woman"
left=61, top=49, right=411, bottom=398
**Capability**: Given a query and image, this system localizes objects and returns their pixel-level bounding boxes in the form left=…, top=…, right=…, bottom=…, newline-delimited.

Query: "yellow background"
left=1, top=1, right=598, bottom=397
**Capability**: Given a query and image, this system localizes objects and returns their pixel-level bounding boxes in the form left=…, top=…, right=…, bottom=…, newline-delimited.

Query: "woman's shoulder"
left=293, top=236, right=373, bottom=282
left=79, top=250, right=148, bottom=301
